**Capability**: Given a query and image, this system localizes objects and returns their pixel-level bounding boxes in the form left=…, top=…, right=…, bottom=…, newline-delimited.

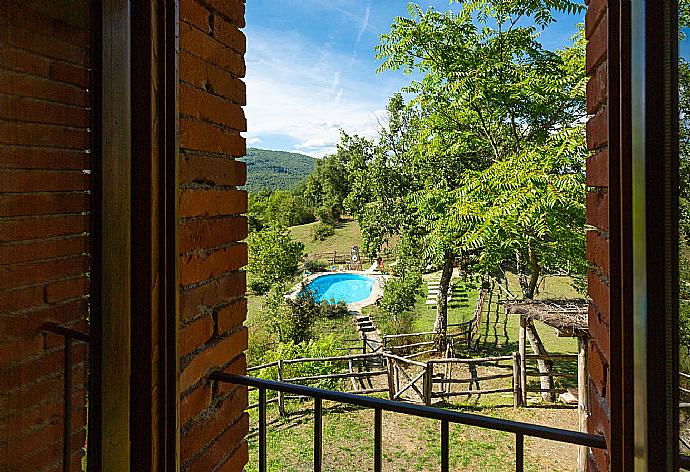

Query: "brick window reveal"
left=585, top=0, right=611, bottom=470
left=0, top=3, right=92, bottom=471
left=178, top=1, right=250, bottom=471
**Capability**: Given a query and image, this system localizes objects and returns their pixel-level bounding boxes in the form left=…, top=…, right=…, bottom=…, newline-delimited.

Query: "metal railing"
left=41, top=323, right=90, bottom=472
left=209, top=372, right=606, bottom=472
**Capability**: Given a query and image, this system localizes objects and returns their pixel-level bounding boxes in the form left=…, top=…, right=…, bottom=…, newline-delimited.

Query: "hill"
left=240, top=148, right=316, bottom=192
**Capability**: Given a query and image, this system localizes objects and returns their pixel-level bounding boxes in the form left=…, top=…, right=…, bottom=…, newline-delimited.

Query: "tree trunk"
left=434, top=252, right=454, bottom=353
left=519, top=244, right=554, bottom=400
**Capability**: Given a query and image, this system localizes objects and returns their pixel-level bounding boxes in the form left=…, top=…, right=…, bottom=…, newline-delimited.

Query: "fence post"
left=519, top=316, right=528, bottom=406
left=362, top=333, right=367, bottom=355
left=512, top=352, right=522, bottom=408
left=277, top=359, right=286, bottom=416
left=386, top=357, right=396, bottom=400
left=424, top=361, right=433, bottom=406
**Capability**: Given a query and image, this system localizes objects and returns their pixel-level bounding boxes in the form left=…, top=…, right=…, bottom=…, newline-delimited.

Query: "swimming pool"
left=303, top=273, right=376, bottom=305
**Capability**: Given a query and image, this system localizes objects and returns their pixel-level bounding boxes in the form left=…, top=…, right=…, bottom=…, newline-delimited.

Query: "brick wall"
left=178, top=1, right=250, bottom=471
left=585, top=0, right=611, bottom=470
left=0, top=3, right=92, bottom=471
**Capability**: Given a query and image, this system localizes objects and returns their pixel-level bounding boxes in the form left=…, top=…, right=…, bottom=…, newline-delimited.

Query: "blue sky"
left=244, top=1, right=583, bottom=157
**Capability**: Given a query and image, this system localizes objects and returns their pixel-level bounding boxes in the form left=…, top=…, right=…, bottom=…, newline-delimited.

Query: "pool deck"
left=287, top=271, right=387, bottom=313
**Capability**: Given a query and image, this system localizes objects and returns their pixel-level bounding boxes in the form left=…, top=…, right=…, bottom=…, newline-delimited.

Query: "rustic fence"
left=246, top=349, right=577, bottom=413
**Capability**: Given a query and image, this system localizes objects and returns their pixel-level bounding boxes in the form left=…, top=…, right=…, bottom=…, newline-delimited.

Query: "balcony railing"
left=43, top=324, right=690, bottom=471
left=210, top=371, right=606, bottom=472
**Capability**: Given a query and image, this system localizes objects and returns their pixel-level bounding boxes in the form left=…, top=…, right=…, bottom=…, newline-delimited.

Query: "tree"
left=247, top=226, right=305, bottom=294
left=301, top=154, right=350, bottom=225
left=352, top=1, right=587, bottom=350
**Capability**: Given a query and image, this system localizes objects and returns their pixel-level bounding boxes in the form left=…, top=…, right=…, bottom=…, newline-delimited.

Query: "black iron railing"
left=209, top=372, right=606, bottom=472
left=41, top=323, right=90, bottom=472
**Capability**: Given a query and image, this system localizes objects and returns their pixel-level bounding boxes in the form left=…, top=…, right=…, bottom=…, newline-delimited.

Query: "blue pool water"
left=303, top=274, right=375, bottom=304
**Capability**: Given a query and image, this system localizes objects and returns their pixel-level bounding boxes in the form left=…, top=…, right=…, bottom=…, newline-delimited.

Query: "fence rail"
left=210, top=372, right=607, bottom=472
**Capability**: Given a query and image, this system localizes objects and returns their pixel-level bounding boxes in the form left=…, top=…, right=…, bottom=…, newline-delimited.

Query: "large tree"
left=359, top=1, right=587, bottom=351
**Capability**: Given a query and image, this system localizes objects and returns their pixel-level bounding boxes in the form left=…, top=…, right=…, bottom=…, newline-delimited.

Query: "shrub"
left=311, top=222, right=335, bottom=241
left=247, top=226, right=305, bottom=295
left=304, top=259, right=327, bottom=273
left=379, top=272, right=423, bottom=334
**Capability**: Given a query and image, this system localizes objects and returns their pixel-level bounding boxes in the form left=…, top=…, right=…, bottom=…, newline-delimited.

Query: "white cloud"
left=243, top=26, right=402, bottom=157
left=247, top=137, right=263, bottom=145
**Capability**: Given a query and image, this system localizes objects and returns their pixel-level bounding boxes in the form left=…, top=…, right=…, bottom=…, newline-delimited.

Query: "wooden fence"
left=246, top=349, right=577, bottom=412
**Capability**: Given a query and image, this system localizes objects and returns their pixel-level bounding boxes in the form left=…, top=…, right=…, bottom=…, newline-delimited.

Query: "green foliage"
left=252, top=336, right=342, bottom=390
left=311, top=222, right=336, bottom=241
left=241, top=148, right=316, bottom=192
left=248, top=191, right=315, bottom=232
left=380, top=273, right=424, bottom=334
left=301, top=154, right=350, bottom=224
left=247, top=227, right=305, bottom=294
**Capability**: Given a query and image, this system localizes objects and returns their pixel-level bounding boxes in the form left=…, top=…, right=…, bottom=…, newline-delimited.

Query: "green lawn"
left=289, top=217, right=364, bottom=259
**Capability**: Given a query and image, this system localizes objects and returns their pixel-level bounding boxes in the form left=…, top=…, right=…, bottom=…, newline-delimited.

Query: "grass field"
left=289, top=217, right=364, bottom=258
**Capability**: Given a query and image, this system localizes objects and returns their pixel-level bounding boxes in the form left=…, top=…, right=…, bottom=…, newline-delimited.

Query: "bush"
left=247, top=226, right=305, bottom=295
left=379, top=272, right=423, bottom=334
left=304, top=259, right=327, bottom=273
left=320, top=300, right=350, bottom=319
left=311, top=222, right=335, bottom=241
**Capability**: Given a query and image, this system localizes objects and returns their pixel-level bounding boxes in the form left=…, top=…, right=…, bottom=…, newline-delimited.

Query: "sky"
left=244, top=1, right=583, bottom=158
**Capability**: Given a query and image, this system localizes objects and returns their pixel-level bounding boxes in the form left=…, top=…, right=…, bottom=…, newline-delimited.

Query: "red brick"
left=0, top=335, right=43, bottom=365
left=588, top=302, right=610, bottom=361
left=180, top=50, right=246, bottom=105
left=180, top=118, right=245, bottom=155
left=586, top=106, right=608, bottom=151
left=44, top=275, right=89, bottom=303
left=0, top=94, right=89, bottom=128
left=180, top=189, right=247, bottom=218
left=181, top=0, right=211, bottom=31
left=214, top=354, right=247, bottom=397
left=181, top=83, right=246, bottom=131
left=216, top=298, right=246, bottom=335
left=180, top=216, right=248, bottom=253
left=0, top=298, right=87, bottom=334
left=203, top=0, right=246, bottom=28
left=187, top=414, right=249, bottom=472
left=0, top=146, right=89, bottom=170
left=216, top=441, right=249, bottom=472
left=181, top=386, right=248, bottom=462
left=50, top=61, right=90, bottom=88
left=586, top=15, right=607, bottom=75
left=586, top=149, right=608, bottom=187
left=181, top=383, right=213, bottom=426
left=0, top=236, right=89, bottom=265
left=0, top=170, right=89, bottom=192
left=180, top=327, right=248, bottom=392
left=0, top=192, right=89, bottom=217
left=180, top=271, right=246, bottom=322
left=181, top=154, right=246, bottom=187
left=180, top=244, right=247, bottom=287
left=0, top=45, right=50, bottom=77
left=0, top=3, right=91, bottom=47
left=585, top=0, right=607, bottom=39
left=0, top=70, right=90, bottom=107
left=586, top=190, right=609, bottom=232
left=181, top=315, right=215, bottom=356
left=0, top=122, right=90, bottom=149
left=1, top=345, right=87, bottom=393
left=0, top=285, right=43, bottom=313
left=588, top=391, right=611, bottom=465
left=0, top=20, right=90, bottom=66
left=180, top=22, right=245, bottom=78
left=586, top=230, right=609, bottom=276
left=587, top=63, right=607, bottom=116
left=0, top=254, right=90, bottom=289
left=588, top=269, right=609, bottom=319
left=0, top=214, right=89, bottom=242
left=212, top=18, right=246, bottom=54
left=588, top=340, right=609, bottom=399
